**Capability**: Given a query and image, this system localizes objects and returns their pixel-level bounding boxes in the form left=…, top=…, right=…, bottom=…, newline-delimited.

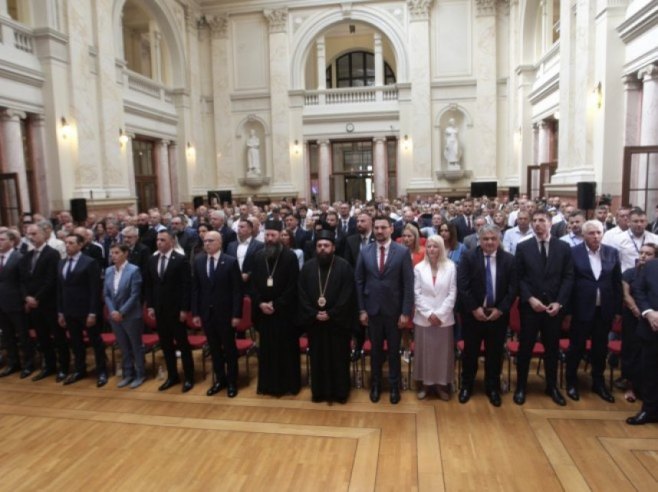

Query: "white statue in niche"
left=443, top=118, right=462, bottom=170
left=246, top=129, right=261, bottom=177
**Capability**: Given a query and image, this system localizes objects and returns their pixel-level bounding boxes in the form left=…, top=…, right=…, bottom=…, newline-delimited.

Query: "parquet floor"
left=0, top=356, right=656, bottom=491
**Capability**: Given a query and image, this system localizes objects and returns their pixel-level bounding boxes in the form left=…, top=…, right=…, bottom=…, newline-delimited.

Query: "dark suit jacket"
left=19, top=245, right=60, bottom=311
left=57, top=254, right=101, bottom=317
left=452, top=215, right=476, bottom=242
left=342, top=233, right=375, bottom=268
left=226, top=238, right=264, bottom=276
left=463, top=233, right=479, bottom=251
left=570, top=243, right=622, bottom=322
left=192, top=253, right=243, bottom=323
left=128, top=242, right=151, bottom=275
left=0, top=250, right=24, bottom=313
left=516, top=236, right=574, bottom=309
left=292, top=228, right=309, bottom=251
left=218, top=225, right=237, bottom=253
left=104, top=263, right=143, bottom=320
left=355, top=241, right=414, bottom=318
left=82, top=243, right=104, bottom=270
left=145, top=250, right=191, bottom=317
left=633, top=259, right=658, bottom=341
left=457, top=247, right=518, bottom=316
left=337, top=216, right=357, bottom=237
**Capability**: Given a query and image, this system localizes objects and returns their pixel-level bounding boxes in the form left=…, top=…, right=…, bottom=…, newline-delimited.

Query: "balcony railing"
left=125, top=70, right=174, bottom=104
left=0, top=16, right=35, bottom=54
left=304, top=85, right=399, bottom=107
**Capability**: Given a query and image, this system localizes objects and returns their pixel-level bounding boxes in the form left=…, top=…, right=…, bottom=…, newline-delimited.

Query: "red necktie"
left=379, top=246, right=385, bottom=273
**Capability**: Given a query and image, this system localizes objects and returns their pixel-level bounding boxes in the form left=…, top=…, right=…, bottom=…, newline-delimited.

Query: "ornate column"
left=537, top=121, right=551, bottom=164
left=0, top=0, right=8, bottom=15
left=623, top=74, right=642, bottom=146
left=373, top=137, right=388, bottom=199
left=124, top=131, right=137, bottom=201
left=157, top=140, right=172, bottom=207
left=168, top=143, right=179, bottom=207
left=316, top=35, right=326, bottom=105
left=532, top=123, right=539, bottom=166
left=473, top=0, right=498, bottom=181
left=0, top=110, right=30, bottom=212
left=209, top=15, right=232, bottom=191
left=374, top=32, right=384, bottom=102
left=264, top=8, right=294, bottom=193
left=404, top=0, right=434, bottom=191
left=639, top=64, right=658, bottom=146
left=318, top=140, right=331, bottom=203
left=28, top=115, right=50, bottom=214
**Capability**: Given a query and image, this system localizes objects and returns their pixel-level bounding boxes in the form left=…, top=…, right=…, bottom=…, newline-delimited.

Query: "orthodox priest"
left=298, top=231, right=356, bottom=404
left=250, top=219, right=301, bottom=396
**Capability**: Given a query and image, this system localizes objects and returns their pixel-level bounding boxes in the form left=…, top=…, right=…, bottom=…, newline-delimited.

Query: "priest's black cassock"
left=298, top=255, right=356, bottom=402
left=250, top=246, right=301, bottom=396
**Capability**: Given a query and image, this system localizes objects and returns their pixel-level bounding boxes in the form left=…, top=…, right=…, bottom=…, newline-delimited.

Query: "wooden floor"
left=1, top=356, right=657, bottom=492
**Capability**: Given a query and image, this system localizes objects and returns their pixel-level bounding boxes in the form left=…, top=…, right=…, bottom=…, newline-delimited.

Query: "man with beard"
left=298, top=231, right=356, bottom=403
left=250, top=219, right=301, bottom=396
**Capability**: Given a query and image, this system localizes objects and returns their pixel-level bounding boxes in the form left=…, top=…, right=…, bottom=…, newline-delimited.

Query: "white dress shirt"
left=113, top=262, right=127, bottom=295
left=236, top=237, right=251, bottom=270
left=586, top=245, right=602, bottom=305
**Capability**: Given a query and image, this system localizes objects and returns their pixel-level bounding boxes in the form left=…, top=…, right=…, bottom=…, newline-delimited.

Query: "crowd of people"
left=1, top=194, right=658, bottom=425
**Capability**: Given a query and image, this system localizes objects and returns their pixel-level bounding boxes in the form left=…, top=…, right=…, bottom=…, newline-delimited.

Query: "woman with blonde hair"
left=412, top=235, right=457, bottom=400
left=401, top=223, right=425, bottom=266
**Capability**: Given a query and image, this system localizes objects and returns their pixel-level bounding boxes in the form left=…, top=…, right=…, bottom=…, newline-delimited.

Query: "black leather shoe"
left=513, top=389, right=526, bottom=405
left=592, top=385, right=615, bottom=403
left=96, top=374, right=108, bottom=387
left=227, top=384, right=238, bottom=398
left=63, top=372, right=86, bottom=385
left=369, top=384, right=381, bottom=403
left=566, top=386, right=580, bottom=401
left=20, top=368, right=34, bottom=379
left=458, top=387, right=472, bottom=404
left=206, top=382, right=224, bottom=396
left=390, top=386, right=401, bottom=405
left=55, top=372, right=67, bottom=383
left=182, top=380, right=194, bottom=393
left=0, top=366, right=20, bottom=377
left=32, top=369, right=54, bottom=382
left=158, top=378, right=180, bottom=391
left=626, top=411, right=658, bottom=426
left=545, top=387, right=566, bottom=406
left=487, top=390, right=502, bottom=407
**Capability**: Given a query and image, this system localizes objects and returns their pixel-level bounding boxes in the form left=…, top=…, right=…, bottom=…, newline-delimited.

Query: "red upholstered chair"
left=141, top=305, right=161, bottom=377
left=607, top=316, right=623, bottom=389
left=186, top=314, right=208, bottom=380
left=456, top=340, right=486, bottom=389
left=234, top=296, right=256, bottom=378
left=506, top=297, right=545, bottom=388
left=299, top=335, right=310, bottom=385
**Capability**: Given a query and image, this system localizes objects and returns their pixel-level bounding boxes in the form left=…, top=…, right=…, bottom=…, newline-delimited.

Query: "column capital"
left=623, top=73, right=642, bottom=91
left=475, top=0, right=497, bottom=16
left=638, top=63, right=658, bottom=82
left=407, top=0, right=434, bottom=21
left=1, top=109, right=27, bottom=122
left=209, top=14, right=229, bottom=39
left=317, top=139, right=331, bottom=146
left=30, top=113, right=46, bottom=124
left=263, top=9, right=288, bottom=33
left=160, top=139, right=171, bottom=147
left=373, top=137, right=387, bottom=144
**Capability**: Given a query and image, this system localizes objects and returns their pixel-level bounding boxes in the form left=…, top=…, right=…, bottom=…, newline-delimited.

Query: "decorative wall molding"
left=209, top=14, right=229, bottom=39
left=475, top=0, right=496, bottom=17
left=263, top=9, right=288, bottom=33
left=407, top=0, right=434, bottom=21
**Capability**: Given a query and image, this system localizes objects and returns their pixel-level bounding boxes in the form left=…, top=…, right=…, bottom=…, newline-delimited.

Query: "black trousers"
left=30, top=308, right=68, bottom=373
left=517, top=307, right=562, bottom=389
left=621, top=308, right=642, bottom=389
left=203, top=311, right=238, bottom=385
left=368, top=314, right=401, bottom=386
left=65, top=315, right=107, bottom=375
left=460, top=314, right=507, bottom=391
left=0, top=309, right=31, bottom=369
left=566, top=308, right=610, bottom=388
left=157, top=312, right=194, bottom=381
left=640, top=337, right=658, bottom=416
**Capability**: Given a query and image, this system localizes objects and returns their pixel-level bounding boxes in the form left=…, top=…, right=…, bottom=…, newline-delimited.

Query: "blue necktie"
left=209, top=256, right=215, bottom=280
left=485, top=255, right=495, bottom=307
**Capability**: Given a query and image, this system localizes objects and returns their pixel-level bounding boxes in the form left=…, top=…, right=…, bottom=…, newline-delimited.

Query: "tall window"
left=132, top=138, right=158, bottom=212
left=326, top=51, right=396, bottom=88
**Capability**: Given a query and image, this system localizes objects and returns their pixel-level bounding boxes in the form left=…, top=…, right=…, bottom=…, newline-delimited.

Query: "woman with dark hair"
left=281, top=228, right=304, bottom=270
left=94, top=221, right=107, bottom=244
left=192, top=223, right=213, bottom=258
left=621, top=242, right=658, bottom=402
left=439, top=222, right=466, bottom=265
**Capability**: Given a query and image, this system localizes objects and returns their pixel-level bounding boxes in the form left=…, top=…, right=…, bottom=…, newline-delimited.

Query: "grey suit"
left=355, top=241, right=414, bottom=386
left=104, top=263, right=145, bottom=379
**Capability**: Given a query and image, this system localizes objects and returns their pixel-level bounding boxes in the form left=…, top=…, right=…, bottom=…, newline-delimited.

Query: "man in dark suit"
left=20, top=223, right=68, bottom=382
left=457, top=224, right=518, bottom=406
left=145, top=230, right=195, bottom=392
left=565, top=220, right=622, bottom=403
left=171, top=214, right=196, bottom=260
left=102, top=220, right=122, bottom=265
left=355, top=216, right=414, bottom=404
left=627, top=258, right=658, bottom=424
left=192, top=231, right=243, bottom=397
left=57, top=233, right=107, bottom=386
left=75, top=227, right=104, bottom=270
left=451, top=199, right=476, bottom=242
left=210, top=210, right=236, bottom=253
left=284, top=214, right=309, bottom=253
left=122, top=226, right=150, bottom=273
left=463, top=216, right=486, bottom=251
left=647, top=204, right=658, bottom=234
left=226, top=218, right=264, bottom=285
left=0, top=230, right=32, bottom=377
left=514, top=209, right=573, bottom=406
left=337, top=202, right=357, bottom=237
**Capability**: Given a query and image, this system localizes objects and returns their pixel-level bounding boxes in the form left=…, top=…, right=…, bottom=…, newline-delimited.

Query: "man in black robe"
left=298, top=230, right=356, bottom=404
left=250, top=219, right=301, bottom=396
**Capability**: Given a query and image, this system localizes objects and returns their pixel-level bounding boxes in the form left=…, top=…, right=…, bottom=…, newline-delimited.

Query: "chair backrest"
left=611, top=316, right=622, bottom=334
left=508, top=297, right=521, bottom=335
left=235, top=296, right=252, bottom=334
left=142, top=303, right=157, bottom=331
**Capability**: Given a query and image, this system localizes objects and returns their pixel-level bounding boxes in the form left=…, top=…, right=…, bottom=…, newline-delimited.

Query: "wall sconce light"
left=292, top=139, right=301, bottom=155
left=593, top=82, right=603, bottom=109
left=402, top=134, right=411, bottom=151
left=186, top=141, right=195, bottom=159
left=60, top=116, right=72, bottom=139
left=119, top=129, right=129, bottom=146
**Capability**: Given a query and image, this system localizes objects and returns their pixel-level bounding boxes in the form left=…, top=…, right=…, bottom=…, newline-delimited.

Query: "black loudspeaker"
left=193, top=196, right=204, bottom=209
left=70, top=198, right=88, bottom=223
left=508, top=186, right=520, bottom=201
left=577, top=182, right=597, bottom=210
left=470, top=181, right=498, bottom=198
left=208, top=190, right=232, bottom=207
